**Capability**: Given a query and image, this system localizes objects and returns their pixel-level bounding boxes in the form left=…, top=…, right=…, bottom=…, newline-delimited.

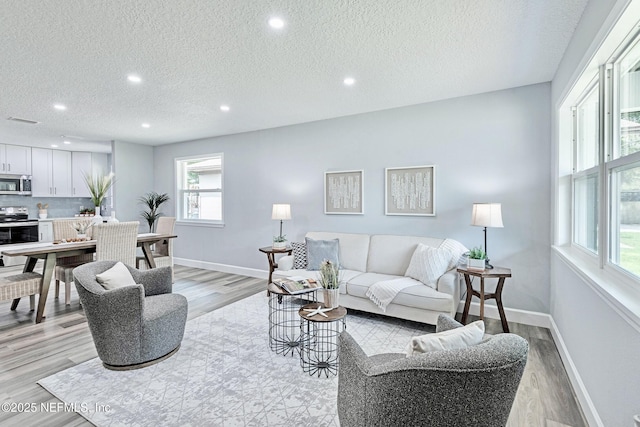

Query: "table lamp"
left=471, top=203, right=503, bottom=269
left=272, top=204, right=291, bottom=239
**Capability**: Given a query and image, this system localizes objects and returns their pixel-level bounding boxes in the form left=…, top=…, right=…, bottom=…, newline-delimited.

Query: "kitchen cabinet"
left=39, top=220, right=53, bottom=242
left=31, top=148, right=72, bottom=197
left=0, top=144, right=31, bottom=175
left=71, top=152, right=109, bottom=198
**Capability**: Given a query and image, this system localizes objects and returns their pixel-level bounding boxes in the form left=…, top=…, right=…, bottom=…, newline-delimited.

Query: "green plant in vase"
left=467, top=246, right=487, bottom=270
left=139, top=192, right=170, bottom=232
left=83, top=172, right=114, bottom=216
left=319, top=260, right=341, bottom=308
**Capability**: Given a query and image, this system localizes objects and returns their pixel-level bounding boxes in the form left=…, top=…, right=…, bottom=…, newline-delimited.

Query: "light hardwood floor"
left=0, top=264, right=587, bottom=426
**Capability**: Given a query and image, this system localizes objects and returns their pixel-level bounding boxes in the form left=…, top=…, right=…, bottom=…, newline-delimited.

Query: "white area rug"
left=38, top=292, right=434, bottom=426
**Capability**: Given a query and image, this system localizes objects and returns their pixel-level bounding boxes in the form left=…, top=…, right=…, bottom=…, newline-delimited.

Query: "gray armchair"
left=338, top=315, right=528, bottom=427
left=73, top=261, right=188, bottom=370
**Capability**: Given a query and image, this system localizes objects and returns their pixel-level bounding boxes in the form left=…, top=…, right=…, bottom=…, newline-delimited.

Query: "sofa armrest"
left=276, top=255, right=294, bottom=271
left=436, top=270, right=457, bottom=295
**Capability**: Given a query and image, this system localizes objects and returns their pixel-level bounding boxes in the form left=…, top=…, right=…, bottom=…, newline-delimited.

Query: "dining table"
left=1, top=232, right=177, bottom=323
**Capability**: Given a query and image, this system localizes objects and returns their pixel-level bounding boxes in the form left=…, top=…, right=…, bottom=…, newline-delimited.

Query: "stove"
left=0, top=206, right=39, bottom=245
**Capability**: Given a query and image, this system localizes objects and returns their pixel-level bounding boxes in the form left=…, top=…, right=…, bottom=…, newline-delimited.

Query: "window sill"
left=176, top=220, right=224, bottom=228
left=553, top=245, right=640, bottom=333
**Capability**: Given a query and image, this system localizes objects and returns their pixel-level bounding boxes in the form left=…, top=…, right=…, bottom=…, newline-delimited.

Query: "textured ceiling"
left=0, top=0, right=588, bottom=152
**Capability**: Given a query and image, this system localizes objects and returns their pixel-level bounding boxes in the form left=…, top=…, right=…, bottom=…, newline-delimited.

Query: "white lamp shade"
left=271, top=204, right=291, bottom=220
left=471, top=203, right=503, bottom=228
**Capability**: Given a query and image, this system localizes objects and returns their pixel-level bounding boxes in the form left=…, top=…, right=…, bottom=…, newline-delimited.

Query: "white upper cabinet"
left=31, top=148, right=72, bottom=197
left=0, top=144, right=31, bottom=175
left=71, top=152, right=92, bottom=197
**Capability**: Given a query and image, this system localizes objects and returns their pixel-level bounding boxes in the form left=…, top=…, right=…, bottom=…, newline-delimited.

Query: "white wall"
left=551, top=0, right=640, bottom=425
left=112, top=140, right=154, bottom=224
left=154, top=83, right=552, bottom=314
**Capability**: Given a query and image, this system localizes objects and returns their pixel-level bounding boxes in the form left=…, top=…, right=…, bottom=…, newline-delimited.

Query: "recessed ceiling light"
left=343, top=77, right=356, bottom=86
left=51, top=144, right=59, bottom=148
left=63, top=140, right=71, bottom=145
left=141, top=123, right=150, bottom=128
left=127, top=74, right=142, bottom=83
left=220, top=105, right=230, bottom=112
left=268, top=17, right=285, bottom=29
left=53, top=104, right=67, bottom=111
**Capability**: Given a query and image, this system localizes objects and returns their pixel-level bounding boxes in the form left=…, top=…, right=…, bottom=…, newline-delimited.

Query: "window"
left=176, top=154, right=223, bottom=224
left=570, top=31, right=640, bottom=281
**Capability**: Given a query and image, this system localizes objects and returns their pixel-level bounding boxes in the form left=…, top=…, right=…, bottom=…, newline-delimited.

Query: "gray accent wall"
left=154, top=82, right=551, bottom=314
left=112, top=140, right=154, bottom=225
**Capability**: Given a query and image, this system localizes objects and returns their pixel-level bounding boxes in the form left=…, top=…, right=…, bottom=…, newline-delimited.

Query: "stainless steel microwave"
left=0, top=174, right=32, bottom=195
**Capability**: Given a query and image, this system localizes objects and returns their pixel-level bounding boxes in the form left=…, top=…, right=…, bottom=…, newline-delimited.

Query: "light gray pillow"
left=95, top=262, right=137, bottom=290
left=305, top=237, right=340, bottom=270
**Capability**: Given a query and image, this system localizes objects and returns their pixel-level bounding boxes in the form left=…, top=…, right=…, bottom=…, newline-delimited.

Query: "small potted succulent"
left=272, top=234, right=288, bottom=250
left=318, top=259, right=340, bottom=308
left=467, top=247, right=486, bottom=271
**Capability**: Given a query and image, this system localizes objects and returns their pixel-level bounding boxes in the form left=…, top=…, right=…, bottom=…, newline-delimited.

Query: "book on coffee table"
left=273, top=276, right=319, bottom=294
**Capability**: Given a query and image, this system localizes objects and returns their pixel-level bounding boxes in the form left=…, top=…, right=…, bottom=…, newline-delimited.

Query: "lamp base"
left=485, top=259, right=494, bottom=269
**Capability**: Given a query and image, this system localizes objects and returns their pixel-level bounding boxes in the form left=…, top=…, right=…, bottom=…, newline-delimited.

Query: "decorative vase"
left=467, top=258, right=486, bottom=271
left=92, top=206, right=103, bottom=225
left=273, top=240, right=287, bottom=250
left=323, top=288, right=340, bottom=309
left=77, top=233, right=87, bottom=240
left=38, top=209, right=48, bottom=219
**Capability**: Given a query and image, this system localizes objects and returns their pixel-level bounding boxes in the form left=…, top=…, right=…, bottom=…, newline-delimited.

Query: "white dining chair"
left=93, top=221, right=139, bottom=267
left=52, top=218, right=95, bottom=305
left=136, top=216, right=175, bottom=276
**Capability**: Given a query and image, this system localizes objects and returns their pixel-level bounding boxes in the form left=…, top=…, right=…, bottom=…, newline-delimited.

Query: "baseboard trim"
left=548, top=317, right=604, bottom=427
left=456, top=301, right=551, bottom=328
left=174, top=258, right=267, bottom=280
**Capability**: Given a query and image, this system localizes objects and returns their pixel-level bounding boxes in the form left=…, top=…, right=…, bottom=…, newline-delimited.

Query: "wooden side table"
left=259, top=246, right=293, bottom=284
left=457, top=265, right=512, bottom=333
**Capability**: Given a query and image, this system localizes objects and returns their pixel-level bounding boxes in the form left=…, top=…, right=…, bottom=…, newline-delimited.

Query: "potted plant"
left=37, top=203, right=48, bottom=219
left=83, top=172, right=114, bottom=217
left=139, top=192, right=170, bottom=232
left=467, top=247, right=486, bottom=270
left=272, top=234, right=288, bottom=250
left=318, top=260, right=340, bottom=308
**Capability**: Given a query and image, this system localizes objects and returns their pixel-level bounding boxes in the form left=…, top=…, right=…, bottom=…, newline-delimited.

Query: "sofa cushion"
left=405, top=320, right=485, bottom=356
left=305, top=237, right=340, bottom=270
left=291, top=242, right=308, bottom=269
left=346, top=272, right=453, bottom=313
left=306, top=232, right=370, bottom=272
left=405, top=244, right=453, bottom=289
left=367, top=235, right=445, bottom=275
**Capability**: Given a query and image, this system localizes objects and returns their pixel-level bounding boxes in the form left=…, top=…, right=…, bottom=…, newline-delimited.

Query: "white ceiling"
left=0, top=0, right=589, bottom=153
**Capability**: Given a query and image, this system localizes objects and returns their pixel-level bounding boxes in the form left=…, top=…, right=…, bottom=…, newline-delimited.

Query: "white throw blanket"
left=366, top=277, right=418, bottom=312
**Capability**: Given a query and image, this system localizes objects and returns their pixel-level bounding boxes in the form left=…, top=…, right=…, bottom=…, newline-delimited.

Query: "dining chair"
left=93, top=221, right=139, bottom=267
left=52, top=218, right=95, bottom=305
left=136, top=216, right=176, bottom=276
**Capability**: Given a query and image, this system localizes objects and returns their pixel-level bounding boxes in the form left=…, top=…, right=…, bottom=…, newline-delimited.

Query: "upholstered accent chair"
left=52, top=218, right=95, bottom=305
left=73, top=261, right=188, bottom=370
left=136, top=216, right=175, bottom=274
left=337, top=315, right=529, bottom=427
left=93, top=221, right=139, bottom=266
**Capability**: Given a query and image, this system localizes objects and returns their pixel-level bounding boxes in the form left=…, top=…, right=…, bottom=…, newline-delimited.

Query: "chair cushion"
left=406, top=320, right=485, bottom=356
left=305, top=237, right=340, bottom=270
left=95, top=262, right=137, bottom=290
left=404, top=244, right=453, bottom=289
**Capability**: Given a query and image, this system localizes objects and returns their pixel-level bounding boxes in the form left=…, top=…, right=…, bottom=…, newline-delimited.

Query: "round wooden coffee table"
left=268, top=282, right=317, bottom=356
left=298, top=302, right=347, bottom=377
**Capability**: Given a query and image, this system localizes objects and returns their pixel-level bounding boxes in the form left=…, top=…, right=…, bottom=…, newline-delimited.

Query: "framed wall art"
left=324, top=170, right=364, bottom=214
left=385, top=165, right=435, bottom=216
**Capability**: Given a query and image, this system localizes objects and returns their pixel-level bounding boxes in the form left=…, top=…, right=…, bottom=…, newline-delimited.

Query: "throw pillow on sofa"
left=95, top=262, right=137, bottom=290
left=405, top=320, right=485, bottom=356
left=291, top=242, right=308, bottom=269
left=405, top=243, right=453, bottom=289
left=305, top=237, right=340, bottom=270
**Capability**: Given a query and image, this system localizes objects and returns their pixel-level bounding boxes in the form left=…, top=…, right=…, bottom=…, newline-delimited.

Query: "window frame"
left=175, top=153, right=224, bottom=227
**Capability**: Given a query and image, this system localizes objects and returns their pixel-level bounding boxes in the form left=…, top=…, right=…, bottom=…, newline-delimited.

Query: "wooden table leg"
left=479, top=277, right=485, bottom=320
left=140, top=242, right=157, bottom=269
left=460, top=273, right=473, bottom=324
left=494, top=277, right=509, bottom=333
left=36, top=254, right=56, bottom=324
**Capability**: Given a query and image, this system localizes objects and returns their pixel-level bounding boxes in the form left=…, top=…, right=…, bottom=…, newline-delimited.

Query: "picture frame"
left=385, top=165, right=436, bottom=216
left=324, top=170, right=364, bottom=215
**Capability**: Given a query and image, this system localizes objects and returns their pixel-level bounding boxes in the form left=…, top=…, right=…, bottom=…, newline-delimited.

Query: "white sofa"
left=273, top=231, right=465, bottom=325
